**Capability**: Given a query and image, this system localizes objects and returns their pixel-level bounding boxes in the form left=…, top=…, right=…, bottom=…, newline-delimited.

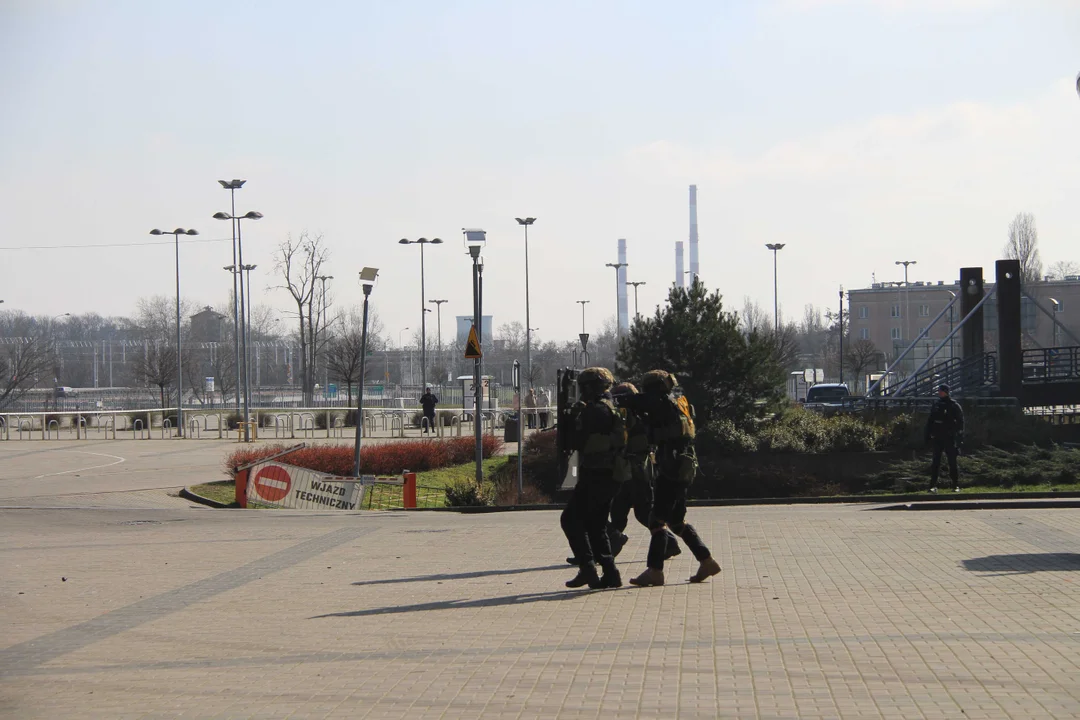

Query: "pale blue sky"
left=2, top=0, right=1079, bottom=344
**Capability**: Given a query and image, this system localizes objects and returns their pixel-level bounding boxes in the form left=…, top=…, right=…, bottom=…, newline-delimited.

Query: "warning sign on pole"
left=464, top=325, right=482, bottom=359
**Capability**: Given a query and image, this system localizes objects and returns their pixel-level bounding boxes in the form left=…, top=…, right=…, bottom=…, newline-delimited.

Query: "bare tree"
left=1003, top=212, right=1043, bottom=285
left=326, top=306, right=385, bottom=405
left=0, top=335, right=53, bottom=410
left=1047, top=260, right=1080, bottom=280
left=274, top=231, right=330, bottom=404
left=130, top=339, right=177, bottom=408
left=844, top=338, right=881, bottom=393
left=738, top=297, right=772, bottom=335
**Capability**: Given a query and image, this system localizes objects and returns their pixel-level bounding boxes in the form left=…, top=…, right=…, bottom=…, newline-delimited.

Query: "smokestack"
left=688, top=184, right=699, bottom=281
left=675, top=242, right=685, bottom=288
left=617, top=238, right=629, bottom=333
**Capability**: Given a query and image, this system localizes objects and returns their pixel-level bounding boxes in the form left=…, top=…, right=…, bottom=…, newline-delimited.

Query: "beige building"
left=847, top=276, right=1080, bottom=373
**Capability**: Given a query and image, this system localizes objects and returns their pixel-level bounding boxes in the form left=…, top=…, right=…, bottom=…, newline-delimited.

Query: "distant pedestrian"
left=420, top=387, right=439, bottom=434
left=925, top=384, right=964, bottom=491
left=538, top=388, right=551, bottom=429
left=525, top=388, right=537, bottom=429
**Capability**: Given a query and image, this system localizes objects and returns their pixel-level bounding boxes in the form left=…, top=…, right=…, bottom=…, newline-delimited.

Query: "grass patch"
left=188, top=480, right=237, bottom=506
left=416, top=457, right=507, bottom=488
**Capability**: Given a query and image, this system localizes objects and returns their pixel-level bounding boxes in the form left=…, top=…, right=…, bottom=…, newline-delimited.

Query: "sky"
left=2, top=0, right=1079, bottom=347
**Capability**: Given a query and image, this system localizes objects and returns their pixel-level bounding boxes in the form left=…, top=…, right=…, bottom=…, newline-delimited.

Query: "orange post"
left=402, top=472, right=417, bottom=509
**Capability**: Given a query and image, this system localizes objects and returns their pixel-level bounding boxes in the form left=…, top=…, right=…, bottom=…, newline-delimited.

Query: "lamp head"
left=463, top=228, right=486, bottom=257
left=399, top=239, right=410, bottom=244
left=149, top=229, right=163, bottom=236
left=218, top=179, right=247, bottom=189
left=359, top=267, right=379, bottom=292
left=212, top=212, right=231, bottom=220
left=172, top=228, right=187, bottom=235
left=242, top=211, right=263, bottom=220
left=185, top=229, right=199, bottom=236
left=515, top=217, right=536, bottom=226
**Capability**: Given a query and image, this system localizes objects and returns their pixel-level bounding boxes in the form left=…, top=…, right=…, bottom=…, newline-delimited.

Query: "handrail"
left=866, top=293, right=960, bottom=396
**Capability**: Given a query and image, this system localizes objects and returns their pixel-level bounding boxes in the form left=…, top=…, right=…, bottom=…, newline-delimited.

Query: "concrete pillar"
left=996, top=259, right=1022, bottom=400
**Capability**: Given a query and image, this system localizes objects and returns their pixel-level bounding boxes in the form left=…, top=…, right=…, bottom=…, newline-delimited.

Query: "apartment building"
left=847, top=276, right=1080, bottom=372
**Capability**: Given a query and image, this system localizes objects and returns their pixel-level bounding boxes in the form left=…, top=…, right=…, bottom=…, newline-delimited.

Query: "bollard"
left=402, top=471, right=417, bottom=509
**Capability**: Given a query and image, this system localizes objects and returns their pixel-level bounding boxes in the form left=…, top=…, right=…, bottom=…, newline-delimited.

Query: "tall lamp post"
left=213, top=209, right=263, bottom=441
left=150, top=227, right=198, bottom=437
left=429, top=299, right=447, bottom=381
left=576, top=300, right=590, bottom=334
left=515, top=217, right=536, bottom=389
left=838, top=286, right=844, bottom=387
left=1050, top=298, right=1061, bottom=349
left=605, top=262, right=628, bottom=342
left=895, top=260, right=917, bottom=353
left=627, top=281, right=646, bottom=320
left=399, top=238, right=442, bottom=392
left=765, top=243, right=786, bottom=332
left=219, top=180, right=246, bottom=416
left=316, top=275, right=333, bottom=395
left=464, top=229, right=487, bottom=486
left=242, top=264, right=257, bottom=405
left=352, top=267, right=379, bottom=476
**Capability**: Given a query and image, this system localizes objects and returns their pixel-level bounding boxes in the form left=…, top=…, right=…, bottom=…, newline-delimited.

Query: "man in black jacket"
left=925, top=384, right=965, bottom=491
left=419, top=387, right=439, bottom=434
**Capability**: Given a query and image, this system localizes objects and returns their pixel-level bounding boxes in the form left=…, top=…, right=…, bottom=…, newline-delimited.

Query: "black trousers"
left=930, top=437, right=959, bottom=483
left=560, top=473, right=617, bottom=566
left=610, top=459, right=652, bottom=534
left=422, top=412, right=436, bottom=432
left=647, top=480, right=710, bottom=570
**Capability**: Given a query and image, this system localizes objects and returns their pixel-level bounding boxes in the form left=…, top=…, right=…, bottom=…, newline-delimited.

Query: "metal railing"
left=1022, top=346, right=1080, bottom=383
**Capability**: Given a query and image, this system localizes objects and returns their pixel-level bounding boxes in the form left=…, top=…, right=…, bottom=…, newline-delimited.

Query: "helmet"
left=611, top=382, right=639, bottom=397
left=577, top=367, right=614, bottom=391
left=642, top=370, right=675, bottom=393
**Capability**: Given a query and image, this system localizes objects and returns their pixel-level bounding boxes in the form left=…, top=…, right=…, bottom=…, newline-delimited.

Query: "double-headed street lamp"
left=150, top=227, right=198, bottom=437
left=605, top=262, right=628, bottom=341
left=218, top=180, right=245, bottom=416
left=895, top=260, right=917, bottom=349
left=399, top=238, right=442, bottom=390
left=353, top=267, right=379, bottom=476
left=464, top=229, right=487, bottom=486
left=214, top=209, right=263, bottom=441
left=515, top=217, right=536, bottom=389
left=627, top=281, right=646, bottom=320
left=765, top=243, right=786, bottom=332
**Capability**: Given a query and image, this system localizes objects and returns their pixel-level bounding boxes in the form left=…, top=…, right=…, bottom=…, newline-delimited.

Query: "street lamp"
left=765, top=243, right=786, bottom=332
left=838, top=286, right=844, bottom=387
left=213, top=209, right=263, bottom=441
left=464, top=228, right=487, bottom=486
left=895, top=260, right=917, bottom=352
left=429, top=298, right=447, bottom=354
left=150, top=227, right=198, bottom=437
left=575, top=300, right=590, bottom=334
left=399, top=238, right=442, bottom=392
left=605, top=262, right=628, bottom=341
left=316, top=274, right=333, bottom=395
left=242, top=264, right=257, bottom=404
left=398, top=327, right=410, bottom=350
left=515, top=217, right=536, bottom=390
left=353, top=267, right=379, bottom=476
left=218, top=180, right=246, bottom=418
left=627, top=281, right=646, bottom=320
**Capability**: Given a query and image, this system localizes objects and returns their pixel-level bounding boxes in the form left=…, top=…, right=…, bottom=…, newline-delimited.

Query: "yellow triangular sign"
left=464, top=325, right=482, bottom=359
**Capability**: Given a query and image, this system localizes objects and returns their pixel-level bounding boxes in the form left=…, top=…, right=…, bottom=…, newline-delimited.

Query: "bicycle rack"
left=132, top=418, right=146, bottom=440
left=101, top=416, right=116, bottom=440
left=274, top=414, right=290, bottom=439
left=0, top=417, right=7, bottom=441
left=161, top=418, right=172, bottom=439
left=46, top=420, right=59, bottom=440
left=187, top=418, right=202, bottom=439
left=18, top=417, right=34, bottom=440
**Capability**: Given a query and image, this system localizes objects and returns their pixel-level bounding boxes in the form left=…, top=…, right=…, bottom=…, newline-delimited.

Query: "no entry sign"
left=253, top=464, right=292, bottom=502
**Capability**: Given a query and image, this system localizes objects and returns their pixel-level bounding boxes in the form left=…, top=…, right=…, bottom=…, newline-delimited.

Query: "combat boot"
left=565, top=563, right=602, bottom=589
left=598, top=559, right=622, bottom=589
left=689, top=557, right=721, bottom=584
left=608, top=531, right=629, bottom=558
left=628, top=568, right=664, bottom=587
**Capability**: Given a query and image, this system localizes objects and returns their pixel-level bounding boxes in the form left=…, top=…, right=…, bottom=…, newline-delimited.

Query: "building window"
left=859, top=328, right=870, bottom=340
left=858, top=306, right=868, bottom=319
left=891, top=305, right=902, bottom=318
left=891, top=327, right=902, bottom=340
left=919, top=304, right=930, bottom=317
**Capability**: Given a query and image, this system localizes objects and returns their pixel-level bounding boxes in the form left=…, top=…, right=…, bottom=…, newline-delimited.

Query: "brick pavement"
left=1, top=503, right=1079, bottom=719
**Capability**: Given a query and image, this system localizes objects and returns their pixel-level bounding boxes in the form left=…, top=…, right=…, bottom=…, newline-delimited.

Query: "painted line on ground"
left=33, top=451, right=127, bottom=479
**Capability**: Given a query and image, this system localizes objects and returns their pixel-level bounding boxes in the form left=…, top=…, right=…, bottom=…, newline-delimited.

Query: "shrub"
left=700, top=418, right=759, bottom=454
left=223, top=435, right=505, bottom=478
left=444, top=478, right=493, bottom=507
left=489, top=458, right=553, bottom=505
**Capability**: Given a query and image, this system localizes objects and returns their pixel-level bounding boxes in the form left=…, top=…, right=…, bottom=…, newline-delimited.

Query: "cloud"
left=773, top=0, right=1003, bottom=12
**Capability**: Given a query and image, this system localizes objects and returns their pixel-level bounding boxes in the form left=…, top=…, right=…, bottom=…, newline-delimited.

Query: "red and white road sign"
left=253, top=464, right=292, bottom=502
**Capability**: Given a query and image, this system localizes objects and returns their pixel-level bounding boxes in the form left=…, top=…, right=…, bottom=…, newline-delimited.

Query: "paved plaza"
left=1, top=443, right=1080, bottom=718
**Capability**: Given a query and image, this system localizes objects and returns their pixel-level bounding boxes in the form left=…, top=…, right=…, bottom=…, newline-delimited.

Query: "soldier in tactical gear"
left=925, top=384, right=965, bottom=492
left=559, top=367, right=624, bottom=589
left=625, top=370, right=721, bottom=587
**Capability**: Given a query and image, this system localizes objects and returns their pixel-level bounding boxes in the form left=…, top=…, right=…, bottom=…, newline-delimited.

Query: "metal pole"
left=353, top=286, right=371, bottom=477
left=773, top=248, right=779, bottom=332
left=174, top=231, right=184, bottom=437
left=866, top=293, right=960, bottom=396
left=237, top=219, right=249, bottom=441
left=472, top=255, right=483, bottom=486
left=245, top=265, right=254, bottom=415
left=838, top=287, right=844, bottom=386
left=514, top=360, right=523, bottom=504
left=229, top=189, right=240, bottom=417
left=524, top=224, right=532, bottom=390
left=420, top=242, right=427, bottom=391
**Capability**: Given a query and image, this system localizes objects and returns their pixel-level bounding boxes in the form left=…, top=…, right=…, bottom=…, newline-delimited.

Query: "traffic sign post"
left=464, top=325, right=482, bottom=359
left=513, top=360, right=522, bottom=504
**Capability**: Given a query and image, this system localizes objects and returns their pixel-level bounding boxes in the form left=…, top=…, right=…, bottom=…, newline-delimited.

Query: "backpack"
left=656, top=394, right=698, bottom=486
left=578, top=398, right=631, bottom=483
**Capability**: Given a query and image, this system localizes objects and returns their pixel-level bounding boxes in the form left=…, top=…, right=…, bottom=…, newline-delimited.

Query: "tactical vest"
left=624, top=408, right=651, bottom=457
left=578, top=398, right=630, bottom=482
left=652, top=394, right=698, bottom=486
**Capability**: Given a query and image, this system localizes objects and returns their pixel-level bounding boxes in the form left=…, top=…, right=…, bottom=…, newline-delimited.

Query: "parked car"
left=799, top=383, right=851, bottom=414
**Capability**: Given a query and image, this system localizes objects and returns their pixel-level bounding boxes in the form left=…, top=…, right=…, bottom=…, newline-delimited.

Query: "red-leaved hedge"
left=224, top=436, right=504, bottom=478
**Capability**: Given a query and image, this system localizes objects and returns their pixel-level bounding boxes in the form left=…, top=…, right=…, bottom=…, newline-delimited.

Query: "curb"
left=180, top=487, right=231, bottom=509
left=872, top=499, right=1080, bottom=511
left=687, top=490, right=1080, bottom=507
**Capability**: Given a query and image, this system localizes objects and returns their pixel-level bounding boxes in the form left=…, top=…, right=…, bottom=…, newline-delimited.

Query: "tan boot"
left=629, top=568, right=665, bottom=587
left=689, top=557, right=721, bottom=583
